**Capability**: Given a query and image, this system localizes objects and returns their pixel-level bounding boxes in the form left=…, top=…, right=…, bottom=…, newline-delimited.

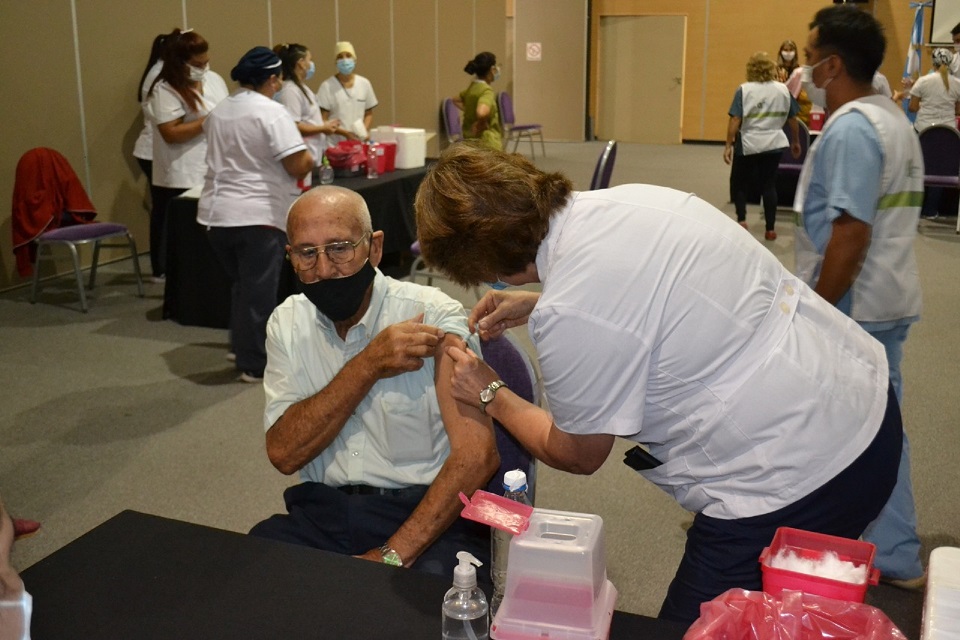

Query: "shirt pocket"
left=379, top=391, right=437, bottom=465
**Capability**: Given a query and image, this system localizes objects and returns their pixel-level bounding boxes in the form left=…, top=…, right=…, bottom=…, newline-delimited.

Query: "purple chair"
left=498, top=91, right=546, bottom=158
left=777, top=121, right=810, bottom=176
left=442, top=98, right=462, bottom=144
left=589, top=141, right=618, bottom=190
left=480, top=334, right=539, bottom=501
left=917, top=124, right=960, bottom=232
left=30, top=222, right=144, bottom=312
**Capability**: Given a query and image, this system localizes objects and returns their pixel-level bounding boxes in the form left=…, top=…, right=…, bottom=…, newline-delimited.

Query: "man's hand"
left=791, top=141, right=802, bottom=159
left=354, top=548, right=389, bottom=564
left=361, top=313, right=445, bottom=379
left=445, top=343, right=500, bottom=410
left=723, top=145, right=734, bottom=165
left=468, top=291, right=540, bottom=340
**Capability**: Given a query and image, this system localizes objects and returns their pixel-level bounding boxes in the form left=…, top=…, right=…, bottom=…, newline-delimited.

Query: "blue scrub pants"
left=860, top=323, right=924, bottom=580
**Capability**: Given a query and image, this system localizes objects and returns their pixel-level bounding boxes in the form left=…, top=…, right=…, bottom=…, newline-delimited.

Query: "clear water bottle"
left=319, top=153, right=334, bottom=185
left=490, top=469, right=531, bottom=617
left=442, top=551, right=489, bottom=640
left=366, top=141, right=379, bottom=179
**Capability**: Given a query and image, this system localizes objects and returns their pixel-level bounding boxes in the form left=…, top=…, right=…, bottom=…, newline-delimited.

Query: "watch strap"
left=379, top=543, right=404, bottom=567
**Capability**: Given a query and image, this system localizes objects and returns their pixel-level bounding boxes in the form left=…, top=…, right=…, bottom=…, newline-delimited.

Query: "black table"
left=162, top=166, right=430, bottom=328
left=21, top=511, right=689, bottom=640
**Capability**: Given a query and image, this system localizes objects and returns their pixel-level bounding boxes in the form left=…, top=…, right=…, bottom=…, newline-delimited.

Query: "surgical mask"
left=300, top=260, right=375, bottom=321
left=493, top=66, right=501, bottom=82
left=188, top=63, right=209, bottom=82
left=484, top=277, right=509, bottom=290
left=780, top=50, right=795, bottom=62
left=800, top=55, right=832, bottom=89
left=337, top=58, right=356, bottom=75
left=305, top=60, right=316, bottom=80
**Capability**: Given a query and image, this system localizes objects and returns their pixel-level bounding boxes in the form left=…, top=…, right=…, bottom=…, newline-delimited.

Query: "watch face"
left=480, top=388, right=494, bottom=403
left=382, top=550, right=402, bottom=567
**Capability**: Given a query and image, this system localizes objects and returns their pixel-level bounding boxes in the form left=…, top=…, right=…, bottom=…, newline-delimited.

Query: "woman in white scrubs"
left=415, top=143, right=903, bottom=625
left=316, top=41, right=378, bottom=144
left=145, top=29, right=228, bottom=281
left=197, top=47, right=312, bottom=382
left=274, top=43, right=340, bottom=179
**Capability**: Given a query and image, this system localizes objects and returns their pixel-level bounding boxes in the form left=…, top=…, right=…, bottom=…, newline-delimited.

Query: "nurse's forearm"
left=484, top=389, right=612, bottom=475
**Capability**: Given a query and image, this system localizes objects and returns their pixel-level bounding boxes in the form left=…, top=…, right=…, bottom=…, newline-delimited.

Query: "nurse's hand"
left=468, top=290, right=540, bottom=340
left=445, top=343, right=500, bottom=409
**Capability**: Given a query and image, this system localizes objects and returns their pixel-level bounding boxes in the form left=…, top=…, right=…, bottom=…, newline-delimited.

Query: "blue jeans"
left=860, top=323, right=924, bottom=580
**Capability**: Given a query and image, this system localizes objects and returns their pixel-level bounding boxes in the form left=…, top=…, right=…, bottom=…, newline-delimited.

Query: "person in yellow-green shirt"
left=453, top=52, right=502, bottom=151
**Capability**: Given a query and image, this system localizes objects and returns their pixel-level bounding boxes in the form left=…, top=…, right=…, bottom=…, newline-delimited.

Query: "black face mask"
left=299, top=260, right=376, bottom=322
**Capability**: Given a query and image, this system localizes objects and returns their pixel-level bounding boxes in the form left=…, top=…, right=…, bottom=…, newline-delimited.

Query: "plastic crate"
left=759, top=527, right=879, bottom=603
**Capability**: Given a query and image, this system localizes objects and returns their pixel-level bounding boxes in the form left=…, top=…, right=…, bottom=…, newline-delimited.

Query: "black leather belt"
left=336, top=484, right=428, bottom=498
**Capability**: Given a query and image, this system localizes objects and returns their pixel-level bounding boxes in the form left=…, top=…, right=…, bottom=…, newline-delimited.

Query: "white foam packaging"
left=371, top=126, right=425, bottom=169
left=922, top=546, right=960, bottom=640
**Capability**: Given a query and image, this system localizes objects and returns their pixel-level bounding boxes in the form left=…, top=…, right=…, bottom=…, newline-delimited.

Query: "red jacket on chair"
left=12, top=147, right=97, bottom=277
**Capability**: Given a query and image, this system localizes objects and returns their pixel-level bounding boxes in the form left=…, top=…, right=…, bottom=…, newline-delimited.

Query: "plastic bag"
left=683, top=589, right=907, bottom=640
left=324, top=141, right=366, bottom=178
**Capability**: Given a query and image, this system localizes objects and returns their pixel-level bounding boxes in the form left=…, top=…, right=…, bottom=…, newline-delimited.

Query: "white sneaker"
left=239, top=372, right=263, bottom=383
left=226, top=352, right=236, bottom=362
left=149, top=274, right=166, bottom=284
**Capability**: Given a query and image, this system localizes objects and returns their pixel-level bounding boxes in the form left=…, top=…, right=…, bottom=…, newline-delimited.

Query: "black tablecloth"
left=162, top=166, right=429, bottom=328
left=21, top=511, right=689, bottom=640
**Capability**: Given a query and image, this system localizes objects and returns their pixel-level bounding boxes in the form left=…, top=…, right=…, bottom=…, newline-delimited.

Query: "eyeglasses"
left=287, top=232, right=370, bottom=272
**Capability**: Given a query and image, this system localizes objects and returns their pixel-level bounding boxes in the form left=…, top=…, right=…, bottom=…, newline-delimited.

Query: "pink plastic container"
left=759, top=527, right=880, bottom=603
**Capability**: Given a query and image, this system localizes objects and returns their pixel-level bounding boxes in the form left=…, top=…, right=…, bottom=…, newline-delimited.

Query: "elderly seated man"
left=249, top=186, right=499, bottom=576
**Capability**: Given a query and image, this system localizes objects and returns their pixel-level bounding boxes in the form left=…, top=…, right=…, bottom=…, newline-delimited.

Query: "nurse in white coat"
left=316, top=41, right=378, bottom=144
left=274, top=43, right=340, bottom=176
left=144, top=29, right=228, bottom=281
left=198, top=47, right=313, bottom=382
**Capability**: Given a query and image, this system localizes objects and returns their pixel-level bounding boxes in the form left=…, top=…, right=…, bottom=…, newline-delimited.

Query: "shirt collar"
left=312, top=268, right=387, bottom=340
left=535, top=193, right=577, bottom=284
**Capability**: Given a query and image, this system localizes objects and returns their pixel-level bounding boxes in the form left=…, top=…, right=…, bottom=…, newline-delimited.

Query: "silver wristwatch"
left=479, top=380, right=508, bottom=415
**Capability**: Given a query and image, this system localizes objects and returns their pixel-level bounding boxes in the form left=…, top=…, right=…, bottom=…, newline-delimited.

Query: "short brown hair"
left=415, top=142, right=573, bottom=287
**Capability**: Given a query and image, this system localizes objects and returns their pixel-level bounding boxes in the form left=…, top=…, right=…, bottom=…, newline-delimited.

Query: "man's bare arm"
left=357, top=333, right=500, bottom=566
left=814, top=212, right=871, bottom=305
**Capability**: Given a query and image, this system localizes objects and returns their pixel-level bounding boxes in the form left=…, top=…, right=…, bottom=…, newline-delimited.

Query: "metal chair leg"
left=65, top=242, right=88, bottom=312
left=127, top=233, right=144, bottom=297
left=537, top=131, right=546, bottom=157
left=89, top=240, right=101, bottom=290
left=30, top=246, right=43, bottom=304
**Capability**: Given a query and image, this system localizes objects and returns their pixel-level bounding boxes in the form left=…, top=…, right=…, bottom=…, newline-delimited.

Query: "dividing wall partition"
left=0, top=0, right=505, bottom=290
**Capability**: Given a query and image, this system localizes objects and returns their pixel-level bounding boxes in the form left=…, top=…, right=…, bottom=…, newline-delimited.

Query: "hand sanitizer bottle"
left=441, top=551, right=489, bottom=640
left=319, top=153, right=334, bottom=185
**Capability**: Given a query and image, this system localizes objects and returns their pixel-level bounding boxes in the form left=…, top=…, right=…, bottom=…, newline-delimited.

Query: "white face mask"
left=188, top=63, right=209, bottom=82
left=800, top=55, right=832, bottom=88
left=781, top=50, right=796, bottom=62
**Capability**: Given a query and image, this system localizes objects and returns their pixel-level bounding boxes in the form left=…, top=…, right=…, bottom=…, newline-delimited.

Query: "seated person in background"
left=0, top=496, right=31, bottom=640
left=249, top=186, right=499, bottom=577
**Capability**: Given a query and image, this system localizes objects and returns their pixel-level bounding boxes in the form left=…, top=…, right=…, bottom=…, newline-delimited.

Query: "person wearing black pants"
left=730, top=148, right=783, bottom=237
left=724, top=51, right=801, bottom=241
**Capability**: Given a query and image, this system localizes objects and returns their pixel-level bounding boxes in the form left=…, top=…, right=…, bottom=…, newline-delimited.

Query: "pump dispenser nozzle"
left=453, top=551, right=482, bottom=589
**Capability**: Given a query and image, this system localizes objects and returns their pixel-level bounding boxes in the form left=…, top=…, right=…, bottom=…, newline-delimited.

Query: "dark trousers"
left=249, top=482, right=491, bottom=580
left=731, top=150, right=782, bottom=230
left=205, top=225, right=287, bottom=377
left=150, top=185, right=186, bottom=278
left=658, top=384, right=904, bottom=624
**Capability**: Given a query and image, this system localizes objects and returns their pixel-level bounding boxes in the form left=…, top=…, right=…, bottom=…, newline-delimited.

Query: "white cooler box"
left=372, top=126, right=426, bottom=169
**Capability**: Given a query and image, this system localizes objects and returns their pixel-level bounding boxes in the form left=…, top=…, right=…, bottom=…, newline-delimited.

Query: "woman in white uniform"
left=274, top=43, right=340, bottom=178
left=415, top=143, right=903, bottom=625
left=316, top=41, right=378, bottom=144
left=145, top=29, right=228, bottom=281
left=198, top=47, right=313, bottom=382
left=133, top=31, right=169, bottom=280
